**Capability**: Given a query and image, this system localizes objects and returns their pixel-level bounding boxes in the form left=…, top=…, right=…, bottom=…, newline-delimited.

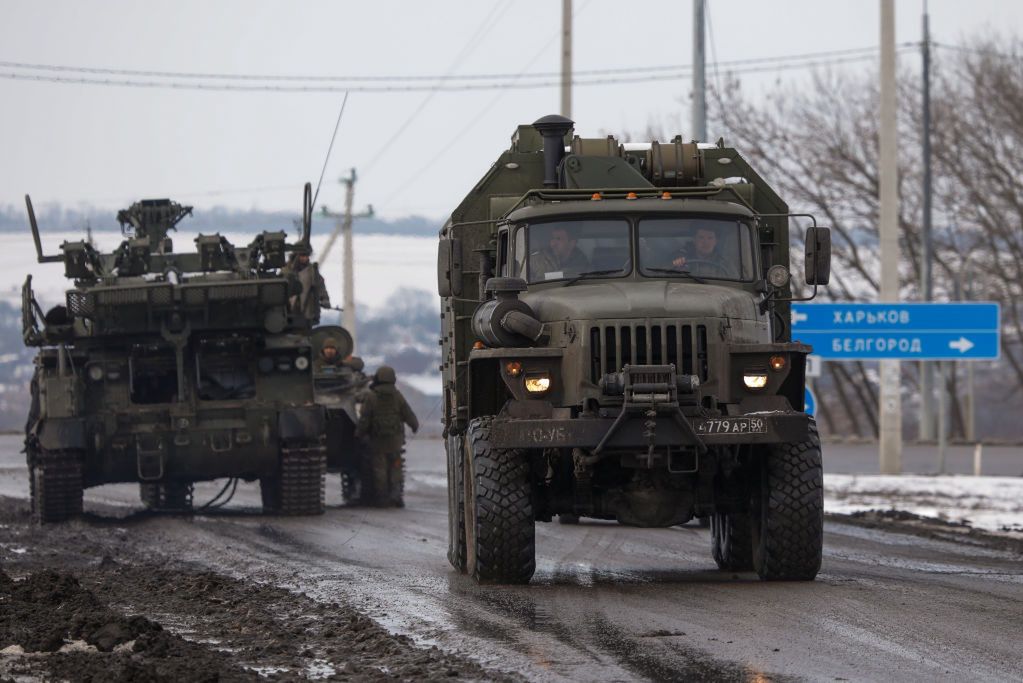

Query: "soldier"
left=355, top=365, right=419, bottom=507
left=670, top=226, right=735, bottom=278
left=284, top=249, right=330, bottom=323
left=529, top=226, right=589, bottom=280
left=314, top=336, right=343, bottom=372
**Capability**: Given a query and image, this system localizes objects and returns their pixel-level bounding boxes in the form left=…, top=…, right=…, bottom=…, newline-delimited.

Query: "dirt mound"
left=0, top=568, right=253, bottom=680
left=0, top=494, right=508, bottom=681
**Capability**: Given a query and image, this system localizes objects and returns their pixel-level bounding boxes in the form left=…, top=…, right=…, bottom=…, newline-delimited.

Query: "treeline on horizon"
left=0, top=203, right=440, bottom=237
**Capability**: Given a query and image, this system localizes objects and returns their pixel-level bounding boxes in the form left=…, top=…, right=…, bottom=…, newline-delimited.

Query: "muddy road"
left=2, top=435, right=1022, bottom=682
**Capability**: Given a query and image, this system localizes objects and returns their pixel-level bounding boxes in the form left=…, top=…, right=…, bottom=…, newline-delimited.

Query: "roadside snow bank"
left=825, top=474, right=1023, bottom=532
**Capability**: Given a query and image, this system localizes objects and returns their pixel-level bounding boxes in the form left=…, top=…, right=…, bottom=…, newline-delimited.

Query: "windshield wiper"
left=562, top=269, right=623, bottom=286
left=644, top=267, right=708, bottom=284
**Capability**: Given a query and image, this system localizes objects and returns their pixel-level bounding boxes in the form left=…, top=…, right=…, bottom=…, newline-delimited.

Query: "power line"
left=0, top=43, right=920, bottom=91
left=931, top=41, right=1021, bottom=61
left=0, top=49, right=915, bottom=94
left=361, top=0, right=514, bottom=175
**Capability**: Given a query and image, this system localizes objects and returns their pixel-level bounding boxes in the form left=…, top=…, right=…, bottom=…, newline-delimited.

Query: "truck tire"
left=261, top=445, right=326, bottom=515
left=139, top=482, right=193, bottom=511
left=31, top=449, right=84, bottom=524
left=711, top=513, right=753, bottom=571
left=446, top=433, right=466, bottom=572
left=464, top=417, right=535, bottom=584
left=751, top=417, right=823, bottom=581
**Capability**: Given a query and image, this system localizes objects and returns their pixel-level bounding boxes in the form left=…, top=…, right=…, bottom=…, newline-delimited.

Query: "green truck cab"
left=23, top=185, right=329, bottom=521
left=439, top=115, right=831, bottom=583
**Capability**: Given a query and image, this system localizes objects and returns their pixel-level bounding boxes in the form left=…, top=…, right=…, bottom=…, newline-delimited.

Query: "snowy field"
left=0, top=230, right=438, bottom=314
left=825, top=474, right=1023, bottom=532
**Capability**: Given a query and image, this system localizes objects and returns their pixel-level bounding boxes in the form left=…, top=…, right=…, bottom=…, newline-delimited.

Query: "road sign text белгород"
left=790, top=302, right=1000, bottom=361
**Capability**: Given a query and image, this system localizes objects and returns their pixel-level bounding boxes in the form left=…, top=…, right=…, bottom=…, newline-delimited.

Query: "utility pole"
left=919, top=1, right=935, bottom=442
left=561, top=0, right=572, bottom=119
left=692, top=0, right=707, bottom=141
left=879, top=0, right=902, bottom=474
left=319, top=168, right=373, bottom=352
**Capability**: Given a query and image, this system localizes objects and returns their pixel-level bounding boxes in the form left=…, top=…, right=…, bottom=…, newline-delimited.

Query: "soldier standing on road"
left=284, top=249, right=331, bottom=324
left=355, top=366, right=419, bottom=507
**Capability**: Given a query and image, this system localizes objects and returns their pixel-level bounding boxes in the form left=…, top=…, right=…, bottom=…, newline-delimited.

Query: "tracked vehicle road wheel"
left=140, top=482, right=194, bottom=512
left=281, top=445, right=327, bottom=515
left=31, top=449, right=84, bottom=524
left=446, top=433, right=466, bottom=572
left=751, top=417, right=823, bottom=581
left=464, top=417, right=535, bottom=584
left=711, top=512, right=753, bottom=571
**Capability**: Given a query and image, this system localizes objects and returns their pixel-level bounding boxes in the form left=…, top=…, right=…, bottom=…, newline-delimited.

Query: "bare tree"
left=705, top=38, right=1023, bottom=439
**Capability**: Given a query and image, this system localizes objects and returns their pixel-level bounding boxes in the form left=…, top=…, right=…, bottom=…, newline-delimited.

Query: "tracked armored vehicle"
left=439, top=116, right=831, bottom=583
left=23, top=185, right=328, bottom=522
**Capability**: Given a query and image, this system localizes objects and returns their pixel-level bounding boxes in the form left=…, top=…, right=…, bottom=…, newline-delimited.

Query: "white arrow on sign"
left=792, top=310, right=808, bottom=325
left=949, top=337, right=975, bottom=354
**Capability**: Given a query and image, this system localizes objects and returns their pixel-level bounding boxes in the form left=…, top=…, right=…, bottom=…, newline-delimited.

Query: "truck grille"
left=590, top=322, right=709, bottom=383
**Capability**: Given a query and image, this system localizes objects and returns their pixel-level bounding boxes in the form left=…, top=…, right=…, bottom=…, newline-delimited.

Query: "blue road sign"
left=804, top=387, right=816, bottom=416
left=791, top=302, right=1000, bottom=360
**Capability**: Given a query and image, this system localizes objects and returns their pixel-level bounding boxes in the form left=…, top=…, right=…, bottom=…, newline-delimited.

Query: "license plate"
left=695, top=417, right=767, bottom=435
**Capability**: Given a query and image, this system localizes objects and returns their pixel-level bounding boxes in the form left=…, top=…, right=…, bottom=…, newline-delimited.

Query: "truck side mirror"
left=437, top=238, right=463, bottom=297
left=804, top=226, right=831, bottom=286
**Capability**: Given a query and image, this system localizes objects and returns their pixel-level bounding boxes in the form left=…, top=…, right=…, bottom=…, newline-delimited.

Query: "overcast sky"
left=1, top=0, right=1020, bottom=222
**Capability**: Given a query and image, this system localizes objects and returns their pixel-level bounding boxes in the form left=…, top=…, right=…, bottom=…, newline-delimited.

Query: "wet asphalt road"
left=2, top=435, right=1022, bottom=682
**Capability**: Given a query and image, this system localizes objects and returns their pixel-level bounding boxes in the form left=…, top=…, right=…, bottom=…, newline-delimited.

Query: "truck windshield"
left=521, top=219, right=630, bottom=283
left=638, top=217, right=755, bottom=282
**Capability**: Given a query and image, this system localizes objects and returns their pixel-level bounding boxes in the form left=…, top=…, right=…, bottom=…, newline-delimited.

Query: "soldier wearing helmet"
left=355, top=365, right=419, bottom=507
left=315, top=336, right=342, bottom=371
left=283, top=248, right=330, bottom=324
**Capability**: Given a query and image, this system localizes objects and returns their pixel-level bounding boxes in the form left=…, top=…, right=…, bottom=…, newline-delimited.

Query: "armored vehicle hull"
left=23, top=188, right=331, bottom=521
left=439, top=116, right=831, bottom=583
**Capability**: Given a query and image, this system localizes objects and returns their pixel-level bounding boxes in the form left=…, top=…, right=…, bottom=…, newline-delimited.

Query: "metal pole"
left=341, top=169, right=357, bottom=350
left=937, top=360, right=947, bottom=473
left=691, top=0, right=706, bottom=141
left=561, top=0, right=572, bottom=119
left=919, top=2, right=935, bottom=442
left=879, top=0, right=902, bottom=474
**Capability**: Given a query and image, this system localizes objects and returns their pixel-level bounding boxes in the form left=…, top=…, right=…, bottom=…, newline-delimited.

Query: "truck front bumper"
left=488, top=410, right=809, bottom=450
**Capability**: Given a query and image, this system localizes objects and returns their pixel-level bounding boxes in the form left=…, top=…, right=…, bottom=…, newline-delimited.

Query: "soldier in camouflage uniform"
left=283, top=250, right=330, bottom=324
left=355, top=366, right=419, bottom=507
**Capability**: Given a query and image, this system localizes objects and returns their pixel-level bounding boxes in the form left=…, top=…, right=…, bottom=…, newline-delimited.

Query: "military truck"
left=22, top=185, right=328, bottom=522
left=438, top=115, right=831, bottom=583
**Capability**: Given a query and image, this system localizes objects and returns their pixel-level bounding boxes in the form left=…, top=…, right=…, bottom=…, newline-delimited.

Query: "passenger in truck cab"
left=529, top=226, right=590, bottom=280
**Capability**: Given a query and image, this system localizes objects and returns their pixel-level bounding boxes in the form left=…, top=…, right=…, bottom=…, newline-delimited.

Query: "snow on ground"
left=2, top=230, right=438, bottom=313
left=825, top=474, right=1023, bottom=532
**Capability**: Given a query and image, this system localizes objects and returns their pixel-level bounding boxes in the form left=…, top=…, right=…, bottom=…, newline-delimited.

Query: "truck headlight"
left=294, top=356, right=310, bottom=371
left=743, top=373, right=768, bottom=390
left=524, top=373, right=551, bottom=393
left=87, top=364, right=105, bottom=382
